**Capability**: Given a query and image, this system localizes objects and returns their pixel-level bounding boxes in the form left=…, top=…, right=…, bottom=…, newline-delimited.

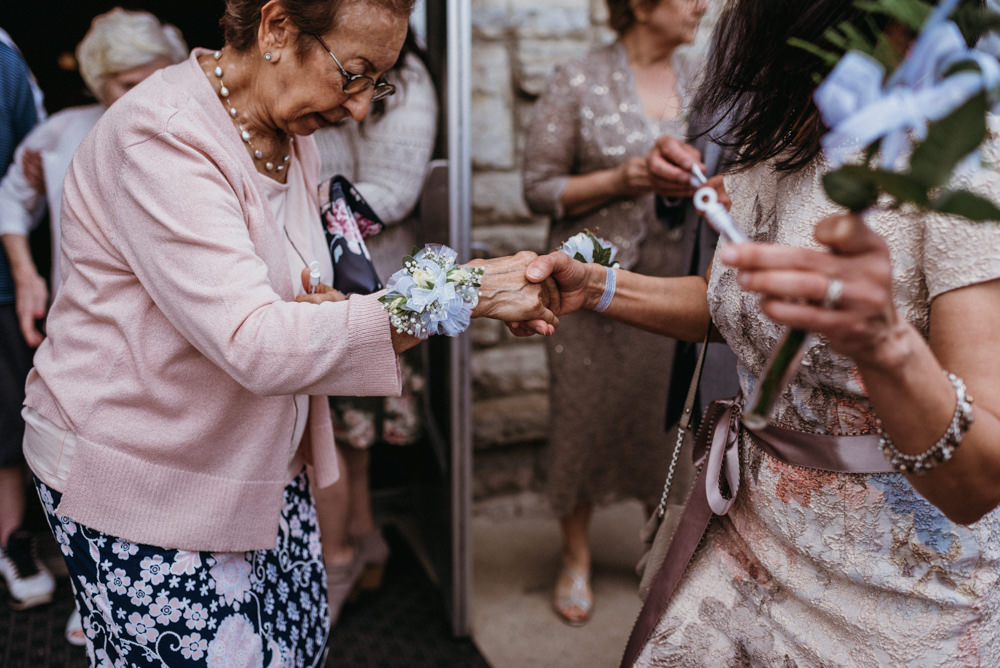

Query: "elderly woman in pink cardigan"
left=19, top=0, right=555, bottom=664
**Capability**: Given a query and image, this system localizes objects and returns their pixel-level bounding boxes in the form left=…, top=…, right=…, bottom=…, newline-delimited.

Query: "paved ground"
left=471, top=496, right=645, bottom=668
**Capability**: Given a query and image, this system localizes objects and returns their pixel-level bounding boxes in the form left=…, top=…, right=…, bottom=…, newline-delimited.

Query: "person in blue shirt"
left=0, top=26, right=55, bottom=615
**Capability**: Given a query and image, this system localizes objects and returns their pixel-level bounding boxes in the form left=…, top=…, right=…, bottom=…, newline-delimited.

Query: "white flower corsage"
left=379, top=244, right=484, bottom=339
left=559, top=230, right=620, bottom=267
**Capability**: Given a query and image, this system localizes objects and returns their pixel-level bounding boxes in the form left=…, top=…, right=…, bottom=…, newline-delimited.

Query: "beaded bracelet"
left=877, top=372, right=974, bottom=474
left=379, top=244, right=483, bottom=339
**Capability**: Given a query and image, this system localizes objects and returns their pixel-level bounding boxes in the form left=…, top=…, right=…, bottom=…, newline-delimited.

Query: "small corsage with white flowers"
left=379, top=244, right=484, bottom=339
left=559, top=230, right=620, bottom=313
left=559, top=230, right=620, bottom=268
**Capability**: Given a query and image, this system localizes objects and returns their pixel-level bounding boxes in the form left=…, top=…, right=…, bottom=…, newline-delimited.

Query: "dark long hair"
left=692, top=0, right=880, bottom=172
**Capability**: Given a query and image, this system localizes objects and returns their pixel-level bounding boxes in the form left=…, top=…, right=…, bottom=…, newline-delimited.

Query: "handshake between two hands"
left=294, top=250, right=595, bottom=338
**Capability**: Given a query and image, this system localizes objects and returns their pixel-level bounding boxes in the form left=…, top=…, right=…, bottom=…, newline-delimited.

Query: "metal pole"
left=446, top=0, right=472, bottom=637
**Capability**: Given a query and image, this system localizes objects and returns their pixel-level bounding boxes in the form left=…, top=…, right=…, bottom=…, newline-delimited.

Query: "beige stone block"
left=470, top=318, right=506, bottom=348
left=472, top=170, right=532, bottom=221
left=471, top=444, right=544, bottom=499
left=471, top=222, right=548, bottom=257
left=472, top=342, right=548, bottom=398
left=508, top=5, right=591, bottom=39
left=513, top=36, right=594, bottom=97
left=473, top=393, right=549, bottom=449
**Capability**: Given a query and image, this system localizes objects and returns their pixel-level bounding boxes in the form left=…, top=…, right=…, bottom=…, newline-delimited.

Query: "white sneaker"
left=65, top=608, right=86, bottom=646
left=0, top=529, right=56, bottom=610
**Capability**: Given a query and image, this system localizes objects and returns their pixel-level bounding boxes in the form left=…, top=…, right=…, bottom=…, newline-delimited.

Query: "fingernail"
left=526, top=268, right=542, bottom=280
left=720, top=246, right=737, bottom=264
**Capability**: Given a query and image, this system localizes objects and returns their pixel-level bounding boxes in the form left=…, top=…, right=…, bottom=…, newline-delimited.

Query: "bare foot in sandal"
left=553, top=565, right=593, bottom=626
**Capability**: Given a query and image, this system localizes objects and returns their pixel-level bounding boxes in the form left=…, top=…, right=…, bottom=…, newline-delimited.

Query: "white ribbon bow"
left=815, top=0, right=1000, bottom=168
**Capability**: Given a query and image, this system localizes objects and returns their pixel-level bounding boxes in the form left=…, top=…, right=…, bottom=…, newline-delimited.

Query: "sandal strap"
left=556, top=567, right=592, bottom=612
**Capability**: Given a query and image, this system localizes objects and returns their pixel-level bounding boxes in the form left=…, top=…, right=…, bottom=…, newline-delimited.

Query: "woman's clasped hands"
left=296, top=251, right=563, bottom=336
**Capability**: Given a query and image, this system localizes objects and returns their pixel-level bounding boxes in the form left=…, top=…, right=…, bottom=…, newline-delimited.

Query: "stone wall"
left=466, top=0, right=721, bottom=504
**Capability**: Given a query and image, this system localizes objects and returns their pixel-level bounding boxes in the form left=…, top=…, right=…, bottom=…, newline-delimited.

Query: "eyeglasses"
left=312, top=34, right=395, bottom=102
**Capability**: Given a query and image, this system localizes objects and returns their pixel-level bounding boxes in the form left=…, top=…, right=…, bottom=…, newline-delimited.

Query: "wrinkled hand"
left=617, top=157, right=653, bottom=197
left=295, top=267, right=346, bottom=303
left=22, top=149, right=45, bottom=194
left=505, top=251, right=599, bottom=336
left=646, top=135, right=703, bottom=200
left=720, top=213, right=899, bottom=366
left=13, top=266, right=48, bottom=347
left=469, top=251, right=560, bottom=336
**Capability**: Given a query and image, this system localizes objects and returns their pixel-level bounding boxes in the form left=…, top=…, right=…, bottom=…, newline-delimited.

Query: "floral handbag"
left=319, top=174, right=384, bottom=295
left=320, top=175, right=423, bottom=448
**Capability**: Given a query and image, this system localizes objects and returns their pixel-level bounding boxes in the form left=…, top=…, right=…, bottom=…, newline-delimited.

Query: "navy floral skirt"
left=34, top=471, right=329, bottom=667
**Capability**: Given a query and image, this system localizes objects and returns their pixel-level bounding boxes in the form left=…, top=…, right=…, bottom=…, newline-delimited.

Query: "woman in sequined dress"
left=522, top=0, right=709, bottom=626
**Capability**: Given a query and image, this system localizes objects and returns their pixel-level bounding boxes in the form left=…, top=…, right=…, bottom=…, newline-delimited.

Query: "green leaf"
left=909, top=92, right=987, bottom=188
left=838, top=22, right=877, bottom=54
left=952, top=5, right=1000, bottom=46
left=865, top=168, right=930, bottom=206
left=931, top=189, right=1000, bottom=221
left=823, top=167, right=880, bottom=212
left=853, top=0, right=931, bottom=31
left=787, top=37, right=841, bottom=68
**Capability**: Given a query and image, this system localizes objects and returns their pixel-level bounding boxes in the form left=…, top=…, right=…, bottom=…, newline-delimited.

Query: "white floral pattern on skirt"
left=34, top=471, right=329, bottom=667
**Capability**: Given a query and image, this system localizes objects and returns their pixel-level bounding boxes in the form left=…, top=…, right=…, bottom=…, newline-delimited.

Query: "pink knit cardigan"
left=24, top=51, right=401, bottom=552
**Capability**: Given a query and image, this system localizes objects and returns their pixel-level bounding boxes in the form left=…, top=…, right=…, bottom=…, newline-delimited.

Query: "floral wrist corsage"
left=558, top=230, right=620, bottom=268
left=559, top=230, right=620, bottom=313
left=379, top=244, right=484, bottom=339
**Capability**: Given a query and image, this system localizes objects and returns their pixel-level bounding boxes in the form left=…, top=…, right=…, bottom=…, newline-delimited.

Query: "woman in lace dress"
left=522, top=0, right=708, bottom=625
left=524, top=0, right=1000, bottom=663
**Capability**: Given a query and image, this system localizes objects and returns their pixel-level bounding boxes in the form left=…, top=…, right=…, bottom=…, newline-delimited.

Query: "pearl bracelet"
left=877, top=372, right=974, bottom=474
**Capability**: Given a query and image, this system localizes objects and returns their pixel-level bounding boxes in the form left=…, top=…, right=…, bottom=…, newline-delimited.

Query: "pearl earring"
left=264, top=52, right=273, bottom=62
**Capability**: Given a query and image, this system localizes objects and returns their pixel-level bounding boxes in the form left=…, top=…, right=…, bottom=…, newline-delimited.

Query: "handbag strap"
left=654, top=326, right=712, bottom=518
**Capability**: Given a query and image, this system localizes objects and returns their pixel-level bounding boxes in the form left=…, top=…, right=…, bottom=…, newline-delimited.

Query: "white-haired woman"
left=0, top=7, right=186, bottom=646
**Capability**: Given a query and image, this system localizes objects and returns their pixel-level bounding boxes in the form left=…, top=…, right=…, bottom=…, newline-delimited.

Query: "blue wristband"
left=594, top=266, right=616, bottom=313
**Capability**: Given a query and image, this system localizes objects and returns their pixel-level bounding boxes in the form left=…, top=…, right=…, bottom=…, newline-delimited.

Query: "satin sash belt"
left=622, top=397, right=896, bottom=667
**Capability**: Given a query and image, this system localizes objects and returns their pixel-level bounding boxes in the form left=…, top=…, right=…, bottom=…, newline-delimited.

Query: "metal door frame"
left=445, top=0, right=473, bottom=637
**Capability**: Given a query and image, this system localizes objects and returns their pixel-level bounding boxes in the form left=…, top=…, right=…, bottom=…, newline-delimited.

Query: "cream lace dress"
left=636, top=136, right=1000, bottom=666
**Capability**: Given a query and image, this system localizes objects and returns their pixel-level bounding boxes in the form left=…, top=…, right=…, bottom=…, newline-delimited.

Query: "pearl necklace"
left=211, top=50, right=291, bottom=172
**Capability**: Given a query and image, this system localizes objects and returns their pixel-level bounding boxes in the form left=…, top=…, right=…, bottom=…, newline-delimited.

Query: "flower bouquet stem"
left=742, top=327, right=811, bottom=429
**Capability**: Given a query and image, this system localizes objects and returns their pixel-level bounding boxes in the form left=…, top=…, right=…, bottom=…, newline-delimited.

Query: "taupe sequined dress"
left=523, top=42, right=699, bottom=515
left=635, top=131, right=1000, bottom=666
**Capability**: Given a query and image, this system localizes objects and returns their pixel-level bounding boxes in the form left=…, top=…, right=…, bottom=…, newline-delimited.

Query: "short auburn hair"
left=221, top=0, right=414, bottom=55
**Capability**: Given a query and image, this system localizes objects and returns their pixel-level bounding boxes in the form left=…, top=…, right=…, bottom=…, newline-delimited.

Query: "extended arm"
left=524, top=251, right=710, bottom=342
left=1, top=233, right=47, bottom=346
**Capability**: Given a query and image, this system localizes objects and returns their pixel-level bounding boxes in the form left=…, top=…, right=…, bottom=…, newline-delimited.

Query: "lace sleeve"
left=521, top=62, right=583, bottom=221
